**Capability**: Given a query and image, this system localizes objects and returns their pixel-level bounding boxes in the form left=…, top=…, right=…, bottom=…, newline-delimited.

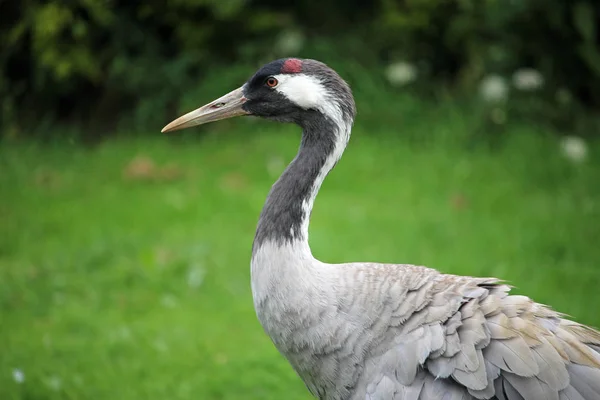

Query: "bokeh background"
left=2, top=1, right=600, bottom=399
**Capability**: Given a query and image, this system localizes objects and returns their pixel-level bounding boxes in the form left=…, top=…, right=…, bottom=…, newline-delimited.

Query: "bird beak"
left=161, top=86, right=249, bottom=133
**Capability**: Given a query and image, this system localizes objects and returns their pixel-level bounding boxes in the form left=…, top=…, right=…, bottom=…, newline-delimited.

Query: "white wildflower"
left=385, top=61, right=417, bottom=86
left=479, top=75, right=508, bottom=103
left=275, top=30, right=305, bottom=55
left=187, top=265, right=205, bottom=289
left=153, top=338, right=168, bottom=353
left=45, top=375, right=62, bottom=391
left=512, top=68, right=544, bottom=91
left=108, top=325, right=132, bottom=342
left=12, top=368, right=25, bottom=383
left=560, top=136, right=588, bottom=163
left=117, top=326, right=132, bottom=340
left=161, top=294, right=178, bottom=308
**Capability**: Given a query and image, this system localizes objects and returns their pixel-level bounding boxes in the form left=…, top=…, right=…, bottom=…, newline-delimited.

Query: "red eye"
left=266, top=77, right=278, bottom=88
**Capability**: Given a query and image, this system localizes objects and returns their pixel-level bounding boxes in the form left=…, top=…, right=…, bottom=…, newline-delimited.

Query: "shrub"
left=1, top=0, right=599, bottom=138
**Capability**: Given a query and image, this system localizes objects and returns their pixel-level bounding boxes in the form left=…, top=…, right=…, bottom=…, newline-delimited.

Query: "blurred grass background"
left=2, top=0, right=600, bottom=399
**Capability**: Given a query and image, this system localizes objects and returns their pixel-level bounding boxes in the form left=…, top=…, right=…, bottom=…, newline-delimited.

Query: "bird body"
left=162, top=58, right=600, bottom=399
left=252, top=241, right=600, bottom=400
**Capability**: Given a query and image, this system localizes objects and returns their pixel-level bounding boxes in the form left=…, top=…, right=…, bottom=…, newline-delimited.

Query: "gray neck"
left=252, top=111, right=350, bottom=253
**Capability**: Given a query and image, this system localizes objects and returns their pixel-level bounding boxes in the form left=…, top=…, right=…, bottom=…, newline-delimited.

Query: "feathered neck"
left=252, top=108, right=352, bottom=254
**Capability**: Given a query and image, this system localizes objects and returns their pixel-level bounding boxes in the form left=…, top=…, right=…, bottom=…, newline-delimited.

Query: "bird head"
left=161, top=58, right=356, bottom=133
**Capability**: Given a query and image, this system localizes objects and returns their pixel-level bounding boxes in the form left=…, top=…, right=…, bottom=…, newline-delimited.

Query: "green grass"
left=1, top=107, right=600, bottom=399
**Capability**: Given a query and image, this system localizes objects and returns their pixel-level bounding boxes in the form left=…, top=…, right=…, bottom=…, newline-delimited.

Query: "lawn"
left=1, top=103, right=600, bottom=399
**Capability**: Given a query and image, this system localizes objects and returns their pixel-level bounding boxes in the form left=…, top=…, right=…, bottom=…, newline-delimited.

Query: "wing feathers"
left=567, top=364, right=600, bottom=397
left=559, top=385, right=586, bottom=400
left=498, top=378, right=525, bottom=400
left=504, top=372, right=559, bottom=400
left=484, top=337, right=539, bottom=376
left=452, top=349, right=488, bottom=391
left=362, top=273, right=600, bottom=400
left=532, top=338, right=570, bottom=390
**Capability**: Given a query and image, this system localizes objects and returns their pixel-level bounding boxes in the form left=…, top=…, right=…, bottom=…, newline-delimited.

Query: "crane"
left=162, top=58, right=600, bottom=400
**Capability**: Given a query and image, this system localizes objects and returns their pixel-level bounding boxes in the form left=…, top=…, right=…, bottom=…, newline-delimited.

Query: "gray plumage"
left=253, top=259, right=600, bottom=400
left=162, top=58, right=600, bottom=400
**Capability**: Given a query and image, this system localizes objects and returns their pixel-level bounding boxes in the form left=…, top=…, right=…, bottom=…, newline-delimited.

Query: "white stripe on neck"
left=272, top=73, right=352, bottom=243
left=298, top=121, right=350, bottom=241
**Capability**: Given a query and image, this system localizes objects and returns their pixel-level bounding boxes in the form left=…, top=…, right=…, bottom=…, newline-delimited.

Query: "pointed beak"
left=161, top=86, right=249, bottom=133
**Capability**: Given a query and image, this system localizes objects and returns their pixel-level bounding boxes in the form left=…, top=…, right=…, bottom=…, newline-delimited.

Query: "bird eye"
left=266, top=77, right=278, bottom=88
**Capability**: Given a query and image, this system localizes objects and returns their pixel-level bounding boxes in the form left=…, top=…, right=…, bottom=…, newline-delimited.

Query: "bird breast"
left=251, top=240, right=338, bottom=344
left=250, top=240, right=356, bottom=397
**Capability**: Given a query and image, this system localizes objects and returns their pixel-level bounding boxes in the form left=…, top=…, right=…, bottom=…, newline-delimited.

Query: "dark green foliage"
left=1, top=0, right=599, bottom=138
